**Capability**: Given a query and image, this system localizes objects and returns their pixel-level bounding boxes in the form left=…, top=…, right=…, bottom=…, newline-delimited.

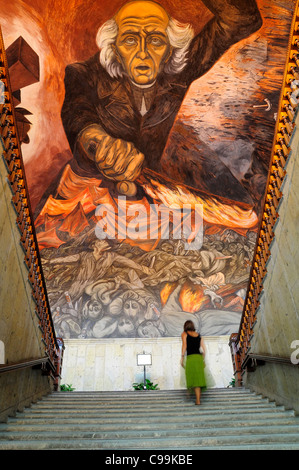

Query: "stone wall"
left=243, top=113, right=299, bottom=414
left=0, top=143, right=53, bottom=422
left=60, top=336, right=234, bottom=391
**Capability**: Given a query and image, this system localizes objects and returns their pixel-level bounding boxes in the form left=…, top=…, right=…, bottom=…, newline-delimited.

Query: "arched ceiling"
left=0, top=0, right=296, bottom=339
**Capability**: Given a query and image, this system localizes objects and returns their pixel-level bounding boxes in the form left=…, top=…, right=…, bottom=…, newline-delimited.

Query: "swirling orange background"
left=0, top=0, right=295, bottom=211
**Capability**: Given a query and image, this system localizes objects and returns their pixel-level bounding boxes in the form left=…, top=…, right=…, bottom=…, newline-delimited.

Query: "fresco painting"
left=0, top=0, right=296, bottom=339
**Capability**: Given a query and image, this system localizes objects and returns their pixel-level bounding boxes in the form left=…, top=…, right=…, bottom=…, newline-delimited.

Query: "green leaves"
left=60, top=383, right=76, bottom=391
left=132, top=379, right=159, bottom=390
left=228, top=378, right=236, bottom=388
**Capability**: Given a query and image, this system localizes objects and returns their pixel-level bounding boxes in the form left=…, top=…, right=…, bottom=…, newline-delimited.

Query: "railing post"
left=54, top=338, right=65, bottom=391
left=229, top=334, right=243, bottom=387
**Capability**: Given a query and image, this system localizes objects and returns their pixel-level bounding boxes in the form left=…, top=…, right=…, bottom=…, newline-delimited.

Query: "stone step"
left=1, top=416, right=297, bottom=431
left=37, top=394, right=270, bottom=403
left=27, top=400, right=278, bottom=411
left=1, top=388, right=298, bottom=450
left=13, top=404, right=291, bottom=419
left=38, top=393, right=275, bottom=405
left=1, top=432, right=299, bottom=450
left=1, top=422, right=299, bottom=441
left=47, top=387, right=255, bottom=397
left=43, top=390, right=255, bottom=398
left=4, top=410, right=295, bottom=427
left=0, top=441, right=298, bottom=450
left=35, top=400, right=272, bottom=409
left=43, top=389, right=255, bottom=398
left=40, top=392, right=265, bottom=400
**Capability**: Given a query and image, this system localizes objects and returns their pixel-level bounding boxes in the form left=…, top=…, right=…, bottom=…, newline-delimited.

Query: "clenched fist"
left=77, top=124, right=144, bottom=182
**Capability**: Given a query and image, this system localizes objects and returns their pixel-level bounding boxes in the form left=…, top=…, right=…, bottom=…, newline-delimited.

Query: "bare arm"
left=200, top=338, right=206, bottom=358
left=181, top=331, right=187, bottom=366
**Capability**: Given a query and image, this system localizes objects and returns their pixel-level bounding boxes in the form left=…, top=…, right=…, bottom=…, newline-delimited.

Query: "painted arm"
left=184, top=0, right=263, bottom=83
left=48, top=253, right=80, bottom=264
left=76, top=123, right=144, bottom=185
left=61, top=61, right=144, bottom=185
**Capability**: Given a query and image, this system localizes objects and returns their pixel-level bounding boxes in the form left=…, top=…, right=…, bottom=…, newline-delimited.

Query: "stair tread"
left=1, top=388, right=298, bottom=450
left=26, top=402, right=279, bottom=410
left=11, top=408, right=292, bottom=419
left=2, top=416, right=298, bottom=428
left=1, top=423, right=299, bottom=439
left=7, top=408, right=295, bottom=420
left=1, top=432, right=299, bottom=450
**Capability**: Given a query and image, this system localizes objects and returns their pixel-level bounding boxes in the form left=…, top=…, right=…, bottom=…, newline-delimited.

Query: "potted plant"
left=60, top=383, right=76, bottom=391
left=133, top=379, right=159, bottom=390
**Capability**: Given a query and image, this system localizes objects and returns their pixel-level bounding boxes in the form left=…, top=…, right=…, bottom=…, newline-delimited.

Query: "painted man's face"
left=114, top=1, right=172, bottom=85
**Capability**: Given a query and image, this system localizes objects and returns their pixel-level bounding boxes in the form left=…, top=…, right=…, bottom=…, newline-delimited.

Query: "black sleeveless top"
left=186, top=333, right=201, bottom=355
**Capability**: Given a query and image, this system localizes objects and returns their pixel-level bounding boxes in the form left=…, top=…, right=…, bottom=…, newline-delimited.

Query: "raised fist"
left=77, top=124, right=144, bottom=182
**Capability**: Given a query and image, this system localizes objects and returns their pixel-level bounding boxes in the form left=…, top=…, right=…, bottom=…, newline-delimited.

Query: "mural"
left=1, top=0, right=296, bottom=338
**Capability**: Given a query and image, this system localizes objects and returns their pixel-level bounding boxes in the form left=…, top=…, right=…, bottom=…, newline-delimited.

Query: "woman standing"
left=181, top=320, right=206, bottom=405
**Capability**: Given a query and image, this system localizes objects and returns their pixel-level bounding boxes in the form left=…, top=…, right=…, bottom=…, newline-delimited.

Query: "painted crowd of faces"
left=1, top=0, right=296, bottom=338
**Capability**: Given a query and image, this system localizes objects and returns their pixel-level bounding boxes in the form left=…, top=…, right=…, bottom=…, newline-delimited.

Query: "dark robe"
left=37, top=0, right=262, bottom=214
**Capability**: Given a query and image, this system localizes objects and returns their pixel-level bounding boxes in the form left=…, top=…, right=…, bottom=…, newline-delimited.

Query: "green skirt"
left=185, top=354, right=206, bottom=389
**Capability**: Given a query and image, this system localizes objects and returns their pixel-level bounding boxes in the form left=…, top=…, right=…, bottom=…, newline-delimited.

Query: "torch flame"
left=179, top=282, right=209, bottom=313
left=142, top=178, right=258, bottom=230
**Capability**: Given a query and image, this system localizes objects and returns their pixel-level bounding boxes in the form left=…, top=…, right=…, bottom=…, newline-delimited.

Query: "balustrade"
left=0, top=29, right=63, bottom=389
left=230, top=3, right=299, bottom=385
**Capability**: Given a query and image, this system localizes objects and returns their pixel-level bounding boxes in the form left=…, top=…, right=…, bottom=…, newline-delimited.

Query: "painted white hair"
left=96, top=17, right=194, bottom=78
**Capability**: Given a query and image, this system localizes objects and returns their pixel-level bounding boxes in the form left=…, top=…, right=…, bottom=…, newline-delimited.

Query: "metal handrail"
left=0, top=356, right=55, bottom=374
left=244, top=353, right=297, bottom=368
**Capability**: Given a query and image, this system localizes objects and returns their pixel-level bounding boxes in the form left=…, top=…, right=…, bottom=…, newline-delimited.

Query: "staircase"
left=0, top=388, right=299, bottom=450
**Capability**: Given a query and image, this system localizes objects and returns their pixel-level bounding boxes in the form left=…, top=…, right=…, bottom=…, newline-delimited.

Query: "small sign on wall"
left=137, top=353, right=152, bottom=366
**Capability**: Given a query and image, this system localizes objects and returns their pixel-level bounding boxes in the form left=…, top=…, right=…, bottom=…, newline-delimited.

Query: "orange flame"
left=141, top=178, right=258, bottom=230
left=160, top=282, right=178, bottom=307
left=178, top=282, right=209, bottom=313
